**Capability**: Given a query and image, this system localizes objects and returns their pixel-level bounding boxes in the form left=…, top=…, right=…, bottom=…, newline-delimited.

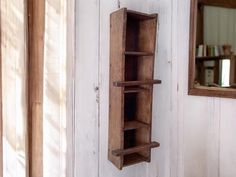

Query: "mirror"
left=189, top=0, right=236, bottom=98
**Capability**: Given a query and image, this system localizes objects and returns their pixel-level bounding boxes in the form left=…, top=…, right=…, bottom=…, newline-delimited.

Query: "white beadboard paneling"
left=145, top=0, right=172, bottom=177
left=43, top=0, right=67, bottom=176
left=177, top=1, right=236, bottom=177
left=220, top=98, right=236, bottom=177
left=74, top=0, right=100, bottom=176
left=177, top=1, right=214, bottom=177
left=183, top=97, right=212, bottom=177
left=207, top=98, right=220, bottom=177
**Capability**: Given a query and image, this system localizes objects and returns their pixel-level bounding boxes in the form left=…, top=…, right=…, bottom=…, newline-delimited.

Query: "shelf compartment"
left=113, top=80, right=161, bottom=87
left=127, top=10, right=157, bottom=20
left=125, top=51, right=154, bottom=56
left=123, top=153, right=149, bottom=167
left=124, top=87, right=149, bottom=93
left=124, top=120, right=149, bottom=131
left=126, top=10, right=157, bottom=53
left=112, top=142, right=160, bottom=156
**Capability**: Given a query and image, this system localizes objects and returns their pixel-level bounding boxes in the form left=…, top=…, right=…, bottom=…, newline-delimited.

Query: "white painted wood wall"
left=74, top=0, right=236, bottom=177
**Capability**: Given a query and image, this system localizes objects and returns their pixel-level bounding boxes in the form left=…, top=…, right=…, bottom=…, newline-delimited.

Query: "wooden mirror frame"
left=188, top=0, right=236, bottom=99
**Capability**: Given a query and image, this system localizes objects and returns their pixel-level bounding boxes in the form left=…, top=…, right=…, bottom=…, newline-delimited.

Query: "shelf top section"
left=127, top=9, right=157, bottom=20
left=111, top=8, right=157, bottom=21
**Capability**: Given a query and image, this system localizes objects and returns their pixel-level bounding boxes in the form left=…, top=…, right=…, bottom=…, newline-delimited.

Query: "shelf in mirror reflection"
left=196, top=55, right=234, bottom=61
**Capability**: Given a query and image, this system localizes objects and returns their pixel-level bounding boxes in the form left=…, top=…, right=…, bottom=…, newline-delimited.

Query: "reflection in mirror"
left=195, top=3, right=236, bottom=88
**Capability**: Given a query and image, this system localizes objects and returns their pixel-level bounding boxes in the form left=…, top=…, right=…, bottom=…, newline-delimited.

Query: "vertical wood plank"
left=74, top=0, right=100, bottom=176
left=1, top=0, right=28, bottom=176
left=66, top=0, right=75, bottom=176
left=27, top=0, right=45, bottom=176
left=219, top=98, right=236, bottom=177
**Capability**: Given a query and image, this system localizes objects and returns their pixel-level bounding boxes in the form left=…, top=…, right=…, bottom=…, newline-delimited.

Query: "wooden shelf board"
left=123, top=153, right=148, bottom=167
left=125, top=51, right=154, bottom=56
left=124, top=87, right=149, bottom=93
left=113, top=80, right=161, bottom=87
left=112, top=141, right=160, bottom=156
left=127, top=10, right=157, bottom=20
left=196, top=55, right=232, bottom=61
left=124, top=121, right=149, bottom=131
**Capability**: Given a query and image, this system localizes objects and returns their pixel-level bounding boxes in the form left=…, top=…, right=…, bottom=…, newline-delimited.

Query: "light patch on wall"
left=43, top=0, right=67, bottom=176
left=1, top=0, right=28, bottom=176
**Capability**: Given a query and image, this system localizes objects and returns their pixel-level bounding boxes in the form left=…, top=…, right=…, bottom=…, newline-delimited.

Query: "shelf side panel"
left=108, top=8, right=126, bottom=169
left=139, top=17, right=158, bottom=53
left=137, top=17, right=158, bottom=161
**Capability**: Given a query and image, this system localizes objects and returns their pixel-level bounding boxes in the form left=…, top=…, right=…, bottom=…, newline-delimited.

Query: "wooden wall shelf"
left=108, top=8, right=160, bottom=170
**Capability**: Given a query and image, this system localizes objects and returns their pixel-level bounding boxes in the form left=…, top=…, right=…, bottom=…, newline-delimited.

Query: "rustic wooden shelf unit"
left=108, top=8, right=161, bottom=170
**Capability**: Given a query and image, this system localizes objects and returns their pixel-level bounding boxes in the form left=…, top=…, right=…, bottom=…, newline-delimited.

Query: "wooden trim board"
left=27, top=0, right=45, bottom=176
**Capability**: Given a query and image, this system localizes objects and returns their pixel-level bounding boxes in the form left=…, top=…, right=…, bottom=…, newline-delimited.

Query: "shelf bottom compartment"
left=123, top=153, right=149, bottom=167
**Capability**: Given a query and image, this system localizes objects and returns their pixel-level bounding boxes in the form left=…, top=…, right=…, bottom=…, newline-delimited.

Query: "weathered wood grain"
left=108, top=8, right=126, bottom=169
left=109, top=8, right=159, bottom=169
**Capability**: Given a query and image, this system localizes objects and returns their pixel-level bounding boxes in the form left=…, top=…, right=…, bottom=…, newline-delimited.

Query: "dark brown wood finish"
left=124, top=121, right=149, bottom=131
left=196, top=3, right=204, bottom=46
left=123, top=153, right=148, bottom=167
left=27, top=0, right=45, bottom=176
left=230, top=55, right=236, bottom=84
left=109, top=8, right=160, bottom=169
left=188, top=0, right=236, bottom=98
